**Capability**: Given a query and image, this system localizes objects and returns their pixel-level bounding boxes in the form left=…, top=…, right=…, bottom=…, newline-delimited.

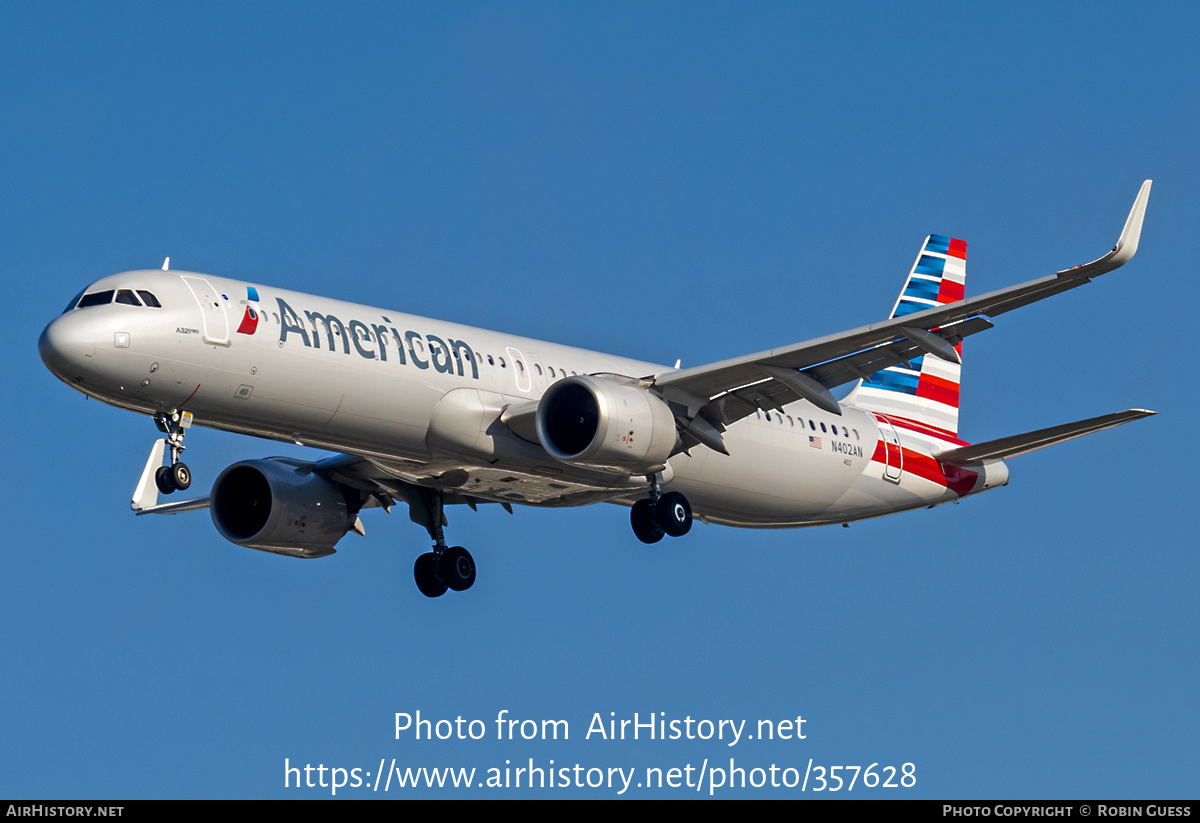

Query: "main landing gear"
left=153, top=410, right=193, bottom=495
left=630, top=474, right=692, bottom=544
left=408, top=486, right=476, bottom=598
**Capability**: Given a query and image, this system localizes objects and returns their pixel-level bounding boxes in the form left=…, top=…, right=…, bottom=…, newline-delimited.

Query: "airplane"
left=39, top=181, right=1155, bottom=598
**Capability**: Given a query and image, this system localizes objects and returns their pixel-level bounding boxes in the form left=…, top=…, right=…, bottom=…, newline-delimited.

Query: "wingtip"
left=1112, top=180, right=1152, bottom=263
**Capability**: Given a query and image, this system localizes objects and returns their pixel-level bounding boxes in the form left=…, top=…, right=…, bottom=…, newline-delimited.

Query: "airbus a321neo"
left=39, top=182, right=1155, bottom=597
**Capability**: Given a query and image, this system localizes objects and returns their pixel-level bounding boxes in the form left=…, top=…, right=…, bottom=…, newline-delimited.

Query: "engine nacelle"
left=210, top=458, right=353, bottom=558
left=535, top=375, right=679, bottom=475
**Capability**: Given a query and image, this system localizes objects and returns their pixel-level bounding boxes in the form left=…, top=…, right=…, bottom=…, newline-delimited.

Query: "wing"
left=311, top=452, right=622, bottom=510
left=651, top=180, right=1151, bottom=437
left=134, top=443, right=628, bottom=522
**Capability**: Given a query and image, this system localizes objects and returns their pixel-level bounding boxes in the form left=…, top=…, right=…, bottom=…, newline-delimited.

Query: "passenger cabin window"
left=77, top=290, right=114, bottom=308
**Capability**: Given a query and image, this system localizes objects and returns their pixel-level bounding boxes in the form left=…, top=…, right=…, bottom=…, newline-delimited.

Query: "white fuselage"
left=40, top=270, right=1008, bottom=530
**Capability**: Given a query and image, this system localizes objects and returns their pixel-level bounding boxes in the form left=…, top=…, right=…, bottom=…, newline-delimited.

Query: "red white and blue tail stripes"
left=845, top=235, right=966, bottom=438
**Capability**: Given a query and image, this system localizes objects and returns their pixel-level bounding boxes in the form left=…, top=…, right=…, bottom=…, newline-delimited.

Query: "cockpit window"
left=77, top=290, right=114, bottom=308
left=63, top=289, right=86, bottom=314
left=68, top=287, right=163, bottom=312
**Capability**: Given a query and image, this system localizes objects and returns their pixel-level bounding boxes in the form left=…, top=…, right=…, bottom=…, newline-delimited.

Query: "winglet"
left=132, top=439, right=167, bottom=511
left=1060, top=180, right=1151, bottom=278
left=1111, top=179, right=1152, bottom=266
left=132, top=438, right=211, bottom=515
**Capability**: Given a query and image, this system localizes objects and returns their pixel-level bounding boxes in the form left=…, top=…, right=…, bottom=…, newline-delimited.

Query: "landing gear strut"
left=153, top=410, right=193, bottom=494
left=630, top=473, right=692, bottom=543
left=408, top=486, right=476, bottom=598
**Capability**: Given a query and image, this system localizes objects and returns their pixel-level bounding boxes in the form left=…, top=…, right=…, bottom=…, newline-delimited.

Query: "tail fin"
left=844, top=234, right=966, bottom=436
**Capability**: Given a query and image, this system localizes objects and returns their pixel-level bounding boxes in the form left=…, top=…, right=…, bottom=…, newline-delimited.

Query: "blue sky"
left=3, top=2, right=1197, bottom=798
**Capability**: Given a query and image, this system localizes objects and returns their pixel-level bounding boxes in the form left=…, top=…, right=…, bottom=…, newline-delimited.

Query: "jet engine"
left=535, top=375, right=679, bottom=475
left=209, top=458, right=355, bottom=558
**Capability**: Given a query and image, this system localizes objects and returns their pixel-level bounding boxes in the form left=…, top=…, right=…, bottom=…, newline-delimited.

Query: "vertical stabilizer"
left=844, top=235, right=966, bottom=437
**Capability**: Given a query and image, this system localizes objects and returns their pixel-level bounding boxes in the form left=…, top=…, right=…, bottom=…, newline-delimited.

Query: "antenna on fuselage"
left=161, top=257, right=170, bottom=271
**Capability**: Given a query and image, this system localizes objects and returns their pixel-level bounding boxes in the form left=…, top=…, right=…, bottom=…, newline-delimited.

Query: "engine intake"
left=536, top=375, right=679, bottom=474
left=210, top=459, right=353, bottom=558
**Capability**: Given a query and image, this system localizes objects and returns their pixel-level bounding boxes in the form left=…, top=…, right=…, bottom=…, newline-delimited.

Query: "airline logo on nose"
left=237, top=287, right=260, bottom=335
left=237, top=307, right=259, bottom=335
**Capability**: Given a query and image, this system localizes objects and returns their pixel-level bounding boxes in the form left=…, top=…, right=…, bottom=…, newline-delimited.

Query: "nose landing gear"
left=154, top=463, right=192, bottom=494
left=153, top=410, right=193, bottom=494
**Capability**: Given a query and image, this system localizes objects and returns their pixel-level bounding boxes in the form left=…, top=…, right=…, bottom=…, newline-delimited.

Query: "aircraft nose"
left=39, top=312, right=96, bottom=382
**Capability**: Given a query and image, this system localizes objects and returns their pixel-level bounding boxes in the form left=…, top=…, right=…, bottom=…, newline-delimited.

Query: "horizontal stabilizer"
left=134, top=496, right=211, bottom=516
left=937, top=409, right=1155, bottom=467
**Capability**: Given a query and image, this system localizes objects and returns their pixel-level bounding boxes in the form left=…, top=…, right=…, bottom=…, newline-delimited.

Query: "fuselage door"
left=181, top=276, right=231, bottom=347
left=506, top=347, right=532, bottom=393
left=876, top=415, right=903, bottom=483
left=526, top=351, right=548, bottom=394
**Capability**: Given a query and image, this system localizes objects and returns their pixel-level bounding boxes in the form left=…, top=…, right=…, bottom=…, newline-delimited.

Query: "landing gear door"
left=181, top=276, right=231, bottom=347
left=875, top=415, right=903, bottom=483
